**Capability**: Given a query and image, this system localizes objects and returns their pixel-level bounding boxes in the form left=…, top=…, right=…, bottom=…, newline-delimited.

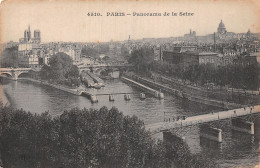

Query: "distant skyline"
left=0, top=0, right=260, bottom=43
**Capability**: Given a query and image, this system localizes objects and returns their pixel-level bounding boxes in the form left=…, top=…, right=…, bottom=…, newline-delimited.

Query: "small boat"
left=158, top=92, right=164, bottom=99
left=124, top=94, right=131, bottom=101
left=90, top=95, right=98, bottom=103
left=109, top=95, right=115, bottom=101
left=140, top=93, right=146, bottom=99
left=94, top=85, right=101, bottom=89
left=93, top=83, right=102, bottom=89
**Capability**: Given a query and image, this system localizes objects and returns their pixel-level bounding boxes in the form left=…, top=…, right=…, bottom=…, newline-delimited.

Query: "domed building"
left=217, top=20, right=227, bottom=34
left=247, top=29, right=251, bottom=36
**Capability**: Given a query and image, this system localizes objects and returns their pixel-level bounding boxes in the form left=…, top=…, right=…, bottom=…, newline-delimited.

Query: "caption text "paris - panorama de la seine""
left=87, top=12, right=194, bottom=17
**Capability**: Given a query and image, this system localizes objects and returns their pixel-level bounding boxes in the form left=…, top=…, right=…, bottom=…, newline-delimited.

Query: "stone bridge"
left=0, top=68, right=32, bottom=80
left=78, top=64, right=133, bottom=75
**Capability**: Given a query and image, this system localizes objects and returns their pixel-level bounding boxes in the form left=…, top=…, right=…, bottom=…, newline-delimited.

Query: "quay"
left=86, top=71, right=105, bottom=86
left=121, top=77, right=164, bottom=99
left=125, top=74, right=241, bottom=109
left=0, top=88, right=10, bottom=107
left=158, top=75, right=259, bottom=105
left=19, top=78, right=84, bottom=96
left=81, top=91, right=98, bottom=103
left=81, top=91, right=137, bottom=102
left=95, top=92, right=133, bottom=96
left=5, top=77, right=142, bottom=103
left=80, top=71, right=95, bottom=87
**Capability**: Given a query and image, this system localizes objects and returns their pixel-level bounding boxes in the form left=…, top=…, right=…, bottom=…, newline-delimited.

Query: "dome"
left=218, top=20, right=225, bottom=28
left=247, top=29, right=251, bottom=36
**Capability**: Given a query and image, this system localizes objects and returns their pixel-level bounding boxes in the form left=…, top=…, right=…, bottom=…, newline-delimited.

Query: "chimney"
left=214, top=32, right=216, bottom=52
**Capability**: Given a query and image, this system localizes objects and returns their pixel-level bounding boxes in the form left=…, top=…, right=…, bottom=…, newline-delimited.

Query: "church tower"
left=28, top=25, right=31, bottom=41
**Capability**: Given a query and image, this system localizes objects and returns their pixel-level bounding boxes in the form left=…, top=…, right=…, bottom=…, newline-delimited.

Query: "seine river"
left=1, top=78, right=259, bottom=167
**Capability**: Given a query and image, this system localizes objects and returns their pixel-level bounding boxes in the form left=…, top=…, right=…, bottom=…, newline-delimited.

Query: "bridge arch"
left=16, top=71, right=31, bottom=78
left=94, top=68, right=106, bottom=76
left=0, top=72, right=13, bottom=78
left=0, top=68, right=32, bottom=80
left=94, top=67, right=120, bottom=76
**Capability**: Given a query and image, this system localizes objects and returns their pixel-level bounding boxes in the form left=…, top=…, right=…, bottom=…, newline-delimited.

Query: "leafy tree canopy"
left=0, top=106, right=216, bottom=168
left=40, top=52, right=79, bottom=83
left=1, top=46, right=18, bottom=68
left=128, top=47, right=155, bottom=73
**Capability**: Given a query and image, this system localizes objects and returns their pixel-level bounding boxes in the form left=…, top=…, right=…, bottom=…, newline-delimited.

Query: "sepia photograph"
left=0, top=0, right=260, bottom=167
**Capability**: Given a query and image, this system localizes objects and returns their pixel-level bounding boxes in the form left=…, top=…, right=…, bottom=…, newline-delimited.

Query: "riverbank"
left=124, top=73, right=242, bottom=110
left=19, top=78, right=85, bottom=96
left=0, top=85, right=10, bottom=106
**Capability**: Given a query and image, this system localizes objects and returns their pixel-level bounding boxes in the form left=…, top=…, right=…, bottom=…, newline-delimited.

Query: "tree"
left=48, top=52, right=74, bottom=80
left=0, top=106, right=217, bottom=168
left=1, top=46, right=18, bottom=68
left=98, top=44, right=109, bottom=54
left=81, top=47, right=99, bottom=59
left=39, top=64, right=52, bottom=80
left=121, top=46, right=130, bottom=60
left=128, top=47, right=155, bottom=73
left=39, top=53, right=80, bottom=86
left=66, top=65, right=79, bottom=78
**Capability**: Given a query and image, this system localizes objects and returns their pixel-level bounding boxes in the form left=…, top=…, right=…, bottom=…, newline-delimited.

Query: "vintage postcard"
left=0, top=0, right=260, bottom=167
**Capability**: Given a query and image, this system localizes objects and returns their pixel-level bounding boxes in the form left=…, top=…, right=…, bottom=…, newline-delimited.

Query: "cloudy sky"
left=0, top=0, right=259, bottom=43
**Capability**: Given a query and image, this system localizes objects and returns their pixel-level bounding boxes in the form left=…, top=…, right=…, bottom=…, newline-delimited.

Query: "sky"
left=0, top=0, right=260, bottom=43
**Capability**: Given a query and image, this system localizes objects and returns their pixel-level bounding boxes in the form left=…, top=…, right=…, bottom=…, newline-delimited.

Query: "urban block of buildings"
left=160, top=20, right=260, bottom=67
left=17, top=25, right=81, bottom=68
left=1, top=20, right=260, bottom=69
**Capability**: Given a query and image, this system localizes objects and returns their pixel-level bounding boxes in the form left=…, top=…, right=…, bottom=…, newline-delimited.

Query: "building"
left=162, top=46, right=198, bottom=67
left=196, top=20, right=256, bottom=44
left=244, top=52, right=260, bottom=64
left=162, top=50, right=199, bottom=68
left=58, top=47, right=81, bottom=62
left=153, top=45, right=162, bottom=61
left=19, top=25, right=41, bottom=44
left=33, top=30, right=41, bottom=43
left=184, top=29, right=197, bottom=42
left=74, top=49, right=81, bottom=62
left=173, top=46, right=197, bottom=52
left=43, top=54, right=51, bottom=65
left=217, top=20, right=227, bottom=34
left=197, top=52, right=221, bottom=66
left=18, top=26, right=42, bottom=67
left=29, top=55, right=39, bottom=66
left=162, top=46, right=221, bottom=68
left=220, top=48, right=239, bottom=65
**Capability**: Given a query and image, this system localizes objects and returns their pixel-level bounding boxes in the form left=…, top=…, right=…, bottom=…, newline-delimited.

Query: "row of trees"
left=128, top=47, right=259, bottom=90
left=39, top=52, right=80, bottom=87
left=151, top=61, right=259, bottom=90
left=0, top=105, right=216, bottom=168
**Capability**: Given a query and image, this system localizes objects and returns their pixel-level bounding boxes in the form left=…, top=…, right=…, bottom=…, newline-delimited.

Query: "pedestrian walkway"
left=146, top=105, right=260, bottom=134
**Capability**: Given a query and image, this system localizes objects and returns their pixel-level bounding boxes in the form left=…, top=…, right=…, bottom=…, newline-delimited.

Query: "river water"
left=1, top=78, right=259, bottom=167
